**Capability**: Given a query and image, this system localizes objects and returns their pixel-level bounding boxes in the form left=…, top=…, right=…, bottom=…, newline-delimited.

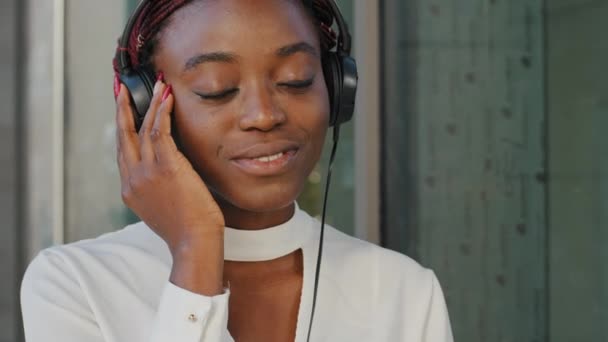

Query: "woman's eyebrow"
left=182, top=41, right=317, bottom=72
left=183, top=51, right=238, bottom=72
left=276, top=41, right=318, bottom=58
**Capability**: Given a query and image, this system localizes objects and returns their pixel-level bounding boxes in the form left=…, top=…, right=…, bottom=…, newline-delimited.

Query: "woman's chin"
left=212, top=184, right=301, bottom=216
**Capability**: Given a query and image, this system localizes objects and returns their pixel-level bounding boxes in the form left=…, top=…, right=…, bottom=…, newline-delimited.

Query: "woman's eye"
left=279, top=78, right=314, bottom=89
left=195, top=88, right=239, bottom=101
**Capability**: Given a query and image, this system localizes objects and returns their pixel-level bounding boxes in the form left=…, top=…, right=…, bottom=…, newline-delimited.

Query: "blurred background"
left=1, top=0, right=607, bottom=341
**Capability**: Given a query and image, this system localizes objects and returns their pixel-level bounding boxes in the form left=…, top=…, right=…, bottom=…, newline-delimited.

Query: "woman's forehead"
left=163, top=0, right=316, bottom=43
left=156, top=0, right=319, bottom=66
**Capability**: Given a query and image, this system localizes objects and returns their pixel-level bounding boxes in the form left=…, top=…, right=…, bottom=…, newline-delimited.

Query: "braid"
left=114, top=0, right=338, bottom=73
left=115, top=0, right=190, bottom=72
left=311, top=0, right=338, bottom=51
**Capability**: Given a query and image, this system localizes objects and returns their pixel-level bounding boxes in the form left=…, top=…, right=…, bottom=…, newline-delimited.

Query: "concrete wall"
left=382, top=1, right=547, bottom=341
left=383, top=1, right=608, bottom=341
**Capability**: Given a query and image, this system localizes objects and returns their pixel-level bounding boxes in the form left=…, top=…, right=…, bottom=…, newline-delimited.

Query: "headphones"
left=115, top=0, right=358, bottom=131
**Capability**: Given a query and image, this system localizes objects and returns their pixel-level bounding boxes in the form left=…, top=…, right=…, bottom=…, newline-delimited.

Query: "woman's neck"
left=215, top=198, right=296, bottom=230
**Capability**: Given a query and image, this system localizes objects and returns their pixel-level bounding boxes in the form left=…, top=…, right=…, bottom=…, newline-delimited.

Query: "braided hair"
left=113, top=0, right=339, bottom=73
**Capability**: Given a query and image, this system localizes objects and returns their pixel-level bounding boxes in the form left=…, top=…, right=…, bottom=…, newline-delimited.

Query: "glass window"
left=298, top=0, right=355, bottom=235
left=64, top=0, right=135, bottom=242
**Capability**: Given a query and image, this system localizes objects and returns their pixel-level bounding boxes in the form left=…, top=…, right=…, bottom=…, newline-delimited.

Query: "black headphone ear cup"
left=322, top=52, right=343, bottom=126
left=118, top=66, right=156, bottom=131
left=335, top=55, right=357, bottom=126
left=322, top=52, right=358, bottom=127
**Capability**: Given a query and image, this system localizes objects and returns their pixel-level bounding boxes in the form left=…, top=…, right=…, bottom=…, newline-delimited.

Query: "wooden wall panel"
left=382, top=1, right=547, bottom=341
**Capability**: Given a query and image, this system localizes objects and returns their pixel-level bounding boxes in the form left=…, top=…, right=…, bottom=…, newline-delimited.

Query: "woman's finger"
left=116, top=149, right=131, bottom=189
left=139, top=80, right=165, bottom=163
left=152, top=87, right=179, bottom=164
left=115, top=83, right=141, bottom=170
left=152, top=85, right=173, bottom=135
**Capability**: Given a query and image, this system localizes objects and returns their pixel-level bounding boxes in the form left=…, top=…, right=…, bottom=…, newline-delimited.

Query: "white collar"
left=224, top=204, right=314, bottom=262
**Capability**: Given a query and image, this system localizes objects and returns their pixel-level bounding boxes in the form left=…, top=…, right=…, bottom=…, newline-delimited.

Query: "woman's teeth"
left=254, top=152, right=284, bottom=162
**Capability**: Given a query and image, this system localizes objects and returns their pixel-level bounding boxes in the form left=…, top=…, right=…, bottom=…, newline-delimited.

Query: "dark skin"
left=115, top=0, right=329, bottom=340
left=224, top=250, right=304, bottom=341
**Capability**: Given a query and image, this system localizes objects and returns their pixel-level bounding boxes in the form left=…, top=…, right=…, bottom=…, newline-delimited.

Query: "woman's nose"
left=238, top=85, right=286, bottom=132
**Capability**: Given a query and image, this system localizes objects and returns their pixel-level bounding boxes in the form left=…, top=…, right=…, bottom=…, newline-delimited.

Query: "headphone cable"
left=306, top=124, right=340, bottom=342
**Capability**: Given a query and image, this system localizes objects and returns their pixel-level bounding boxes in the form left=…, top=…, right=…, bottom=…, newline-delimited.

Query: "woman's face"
left=152, top=0, right=329, bottom=223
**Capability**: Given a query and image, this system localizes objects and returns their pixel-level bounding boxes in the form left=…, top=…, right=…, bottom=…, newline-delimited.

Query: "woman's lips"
left=230, top=140, right=300, bottom=159
left=231, top=149, right=299, bottom=176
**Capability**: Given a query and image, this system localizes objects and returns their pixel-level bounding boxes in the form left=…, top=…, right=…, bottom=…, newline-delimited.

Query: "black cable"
left=306, top=125, right=340, bottom=342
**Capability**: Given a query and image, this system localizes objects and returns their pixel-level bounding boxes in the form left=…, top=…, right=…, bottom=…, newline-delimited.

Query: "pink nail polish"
left=156, top=72, right=165, bottom=82
left=114, top=73, right=120, bottom=99
left=162, top=85, right=172, bottom=102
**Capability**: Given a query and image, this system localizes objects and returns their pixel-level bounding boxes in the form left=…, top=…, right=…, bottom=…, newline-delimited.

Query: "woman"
left=21, top=0, right=453, bottom=341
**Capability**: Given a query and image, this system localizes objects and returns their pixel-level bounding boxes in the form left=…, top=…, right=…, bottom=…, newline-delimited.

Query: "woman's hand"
left=115, top=76, right=225, bottom=295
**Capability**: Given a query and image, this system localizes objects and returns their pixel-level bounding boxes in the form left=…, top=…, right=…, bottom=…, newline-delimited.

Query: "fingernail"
left=114, top=73, right=120, bottom=99
left=162, top=85, right=172, bottom=102
left=156, top=71, right=164, bottom=82
left=153, top=81, right=162, bottom=95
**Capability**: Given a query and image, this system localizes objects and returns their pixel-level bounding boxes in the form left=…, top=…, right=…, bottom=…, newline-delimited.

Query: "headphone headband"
left=325, top=0, right=351, bottom=54
left=116, top=0, right=352, bottom=71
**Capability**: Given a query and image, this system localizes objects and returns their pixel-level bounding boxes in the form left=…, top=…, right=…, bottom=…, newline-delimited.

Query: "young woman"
left=21, top=0, right=453, bottom=341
